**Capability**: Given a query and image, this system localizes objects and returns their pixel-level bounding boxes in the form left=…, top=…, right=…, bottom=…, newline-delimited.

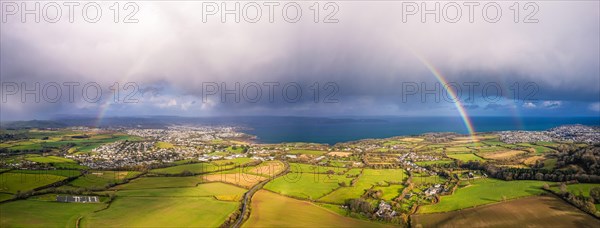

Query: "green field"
left=447, top=153, right=485, bottom=162
left=265, top=172, right=354, bottom=200
left=115, top=182, right=246, bottom=198
left=361, top=169, right=407, bottom=184
left=22, top=155, right=89, bottom=169
left=244, top=160, right=285, bottom=177
left=10, top=169, right=81, bottom=177
left=211, top=157, right=253, bottom=166
left=415, top=160, right=454, bottom=166
left=225, top=146, right=244, bottom=153
left=84, top=182, right=245, bottom=227
left=550, top=183, right=600, bottom=197
left=476, top=146, right=509, bottom=153
left=288, top=149, right=327, bottom=156
left=319, top=169, right=407, bottom=204
left=458, top=142, right=487, bottom=147
left=1, top=200, right=106, bottom=227
left=0, top=193, right=14, bottom=202
left=412, top=174, right=447, bottom=185
left=419, top=178, right=548, bottom=213
left=373, top=184, right=405, bottom=201
left=150, top=158, right=254, bottom=175
left=445, top=147, right=472, bottom=153
left=52, top=162, right=89, bottom=169
left=1, top=142, right=43, bottom=151
left=374, top=148, right=391, bottom=153
left=382, top=140, right=406, bottom=146
left=244, top=190, right=391, bottom=227
left=324, top=160, right=352, bottom=168
left=112, top=176, right=202, bottom=190
left=83, top=196, right=238, bottom=227
left=25, top=155, right=76, bottom=163
left=416, top=144, right=445, bottom=153
left=534, top=141, right=561, bottom=148
left=345, top=168, right=362, bottom=176
left=481, top=140, right=516, bottom=148
left=151, top=163, right=221, bottom=174
left=319, top=184, right=367, bottom=203
left=518, top=143, right=556, bottom=154
left=289, top=163, right=347, bottom=174
left=0, top=172, right=67, bottom=193
left=68, top=171, right=141, bottom=189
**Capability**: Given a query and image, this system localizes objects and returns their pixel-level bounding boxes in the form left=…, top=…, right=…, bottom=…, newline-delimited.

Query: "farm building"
left=56, top=195, right=99, bottom=203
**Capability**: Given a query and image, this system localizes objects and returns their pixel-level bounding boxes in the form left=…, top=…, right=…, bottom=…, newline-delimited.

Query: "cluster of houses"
left=499, top=125, right=600, bottom=144
left=61, top=126, right=262, bottom=169
left=68, top=141, right=191, bottom=169
left=375, top=200, right=397, bottom=218
left=398, top=152, right=435, bottom=175
left=0, top=159, right=39, bottom=169
left=424, top=184, right=445, bottom=196
left=498, top=131, right=554, bottom=144
left=125, top=126, right=250, bottom=147
left=66, top=138, right=284, bottom=169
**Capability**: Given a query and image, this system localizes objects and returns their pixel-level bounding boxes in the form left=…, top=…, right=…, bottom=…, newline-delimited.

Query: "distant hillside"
left=0, top=120, right=67, bottom=129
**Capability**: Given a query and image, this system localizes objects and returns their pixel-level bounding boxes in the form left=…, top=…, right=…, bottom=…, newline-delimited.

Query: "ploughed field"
left=412, top=195, right=600, bottom=228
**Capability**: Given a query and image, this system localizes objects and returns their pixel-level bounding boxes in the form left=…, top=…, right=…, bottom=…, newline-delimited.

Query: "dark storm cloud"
left=1, top=1, right=599, bottom=120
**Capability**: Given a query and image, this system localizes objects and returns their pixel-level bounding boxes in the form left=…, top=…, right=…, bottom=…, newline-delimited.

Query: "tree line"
left=461, top=145, right=600, bottom=183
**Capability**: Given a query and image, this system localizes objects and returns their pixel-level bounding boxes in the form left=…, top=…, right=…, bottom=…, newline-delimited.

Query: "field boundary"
left=230, top=162, right=290, bottom=228
left=542, top=188, right=600, bottom=219
left=417, top=193, right=550, bottom=215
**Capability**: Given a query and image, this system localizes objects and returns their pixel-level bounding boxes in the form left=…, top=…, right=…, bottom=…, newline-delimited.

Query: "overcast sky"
left=1, top=1, right=599, bottom=120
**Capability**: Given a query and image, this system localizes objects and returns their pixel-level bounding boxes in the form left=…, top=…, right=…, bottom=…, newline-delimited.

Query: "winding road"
left=232, top=161, right=290, bottom=228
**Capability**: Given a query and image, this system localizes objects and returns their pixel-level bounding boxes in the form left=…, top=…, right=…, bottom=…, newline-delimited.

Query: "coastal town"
left=1, top=124, right=599, bottom=227
left=2, top=125, right=599, bottom=171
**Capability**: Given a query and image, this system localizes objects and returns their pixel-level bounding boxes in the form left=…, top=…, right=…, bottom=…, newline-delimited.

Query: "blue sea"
left=233, top=116, right=600, bottom=144
left=75, top=116, right=600, bottom=145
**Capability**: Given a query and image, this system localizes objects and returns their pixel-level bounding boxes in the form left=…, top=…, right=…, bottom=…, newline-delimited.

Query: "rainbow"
left=94, top=99, right=112, bottom=128
left=94, top=53, right=150, bottom=128
left=413, top=54, right=478, bottom=142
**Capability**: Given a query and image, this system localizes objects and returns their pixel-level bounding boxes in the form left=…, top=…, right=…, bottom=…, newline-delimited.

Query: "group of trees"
left=344, top=196, right=409, bottom=224
left=462, top=161, right=600, bottom=183
left=546, top=183, right=600, bottom=217
left=364, top=189, right=384, bottom=199
left=346, top=198, right=374, bottom=215
left=462, top=145, right=600, bottom=183
left=556, top=146, right=600, bottom=175
left=0, top=132, right=29, bottom=141
left=230, top=145, right=250, bottom=153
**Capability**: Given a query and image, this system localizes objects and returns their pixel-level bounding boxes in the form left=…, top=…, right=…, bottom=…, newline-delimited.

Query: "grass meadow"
left=265, top=172, right=354, bottom=200
left=243, top=190, right=392, bottom=227
left=0, top=200, right=106, bottom=227
left=418, top=178, right=548, bottom=213
left=319, top=169, right=407, bottom=204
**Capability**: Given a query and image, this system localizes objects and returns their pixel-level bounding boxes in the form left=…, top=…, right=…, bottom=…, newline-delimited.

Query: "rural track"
left=232, top=161, right=290, bottom=228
